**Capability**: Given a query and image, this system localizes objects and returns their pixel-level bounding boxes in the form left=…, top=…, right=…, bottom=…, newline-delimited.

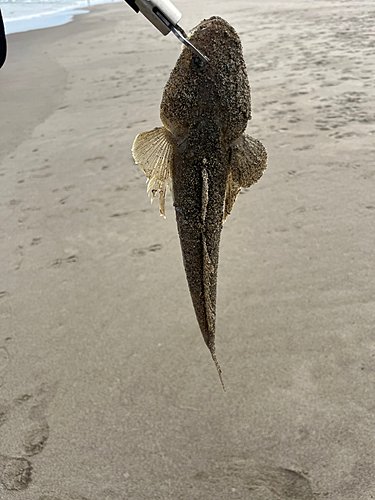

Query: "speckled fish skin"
left=132, top=17, right=267, bottom=389
left=162, top=18, right=250, bottom=387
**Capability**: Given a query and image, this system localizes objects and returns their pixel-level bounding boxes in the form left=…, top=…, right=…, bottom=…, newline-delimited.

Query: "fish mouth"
left=195, top=17, right=227, bottom=31
left=186, top=16, right=240, bottom=61
left=188, top=16, right=238, bottom=40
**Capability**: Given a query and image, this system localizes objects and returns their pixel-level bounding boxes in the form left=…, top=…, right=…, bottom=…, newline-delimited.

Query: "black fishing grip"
left=124, top=0, right=139, bottom=13
left=0, top=8, right=6, bottom=69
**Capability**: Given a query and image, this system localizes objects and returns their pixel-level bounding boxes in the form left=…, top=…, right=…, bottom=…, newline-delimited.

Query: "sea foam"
left=0, top=0, right=121, bottom=34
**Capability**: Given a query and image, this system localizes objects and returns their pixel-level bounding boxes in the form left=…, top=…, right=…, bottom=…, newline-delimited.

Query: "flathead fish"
left=132, top=16, right=267, bottom=389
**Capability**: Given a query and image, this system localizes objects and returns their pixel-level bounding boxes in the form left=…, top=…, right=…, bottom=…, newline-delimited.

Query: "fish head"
left=160, top=17, right=251, bottom=146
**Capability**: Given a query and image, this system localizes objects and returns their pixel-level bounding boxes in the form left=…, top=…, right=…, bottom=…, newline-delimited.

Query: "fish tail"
left=202, top=214, right=225, bottom=390
left=209, top=344, right=225, bottom=391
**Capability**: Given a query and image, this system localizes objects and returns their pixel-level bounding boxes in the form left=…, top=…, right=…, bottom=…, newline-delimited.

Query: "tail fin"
left=210, top=348, right=225, bottom=391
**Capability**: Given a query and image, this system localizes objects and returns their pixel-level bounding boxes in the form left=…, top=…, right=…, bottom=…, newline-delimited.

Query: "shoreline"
left=1, top=0, right=121, bottom=35
left=3, top=8, right=88, bottom=35
left=0, top=2, right=134, bottom=163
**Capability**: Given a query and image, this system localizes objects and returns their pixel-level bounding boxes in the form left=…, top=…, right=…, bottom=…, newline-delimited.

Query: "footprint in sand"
left=0, top=383, right=57, bottom=491
left=48, top=255, right=78, bottom=268
left=39, top=495, right=89, bottom=500
left=131, top=244, right=162, bottom=256
left=0, top=346, right=10, bottom=387
left=0, top=456, right=32, bottom=491
left=84, top=156, right=109, bottom=173
left=192, top=458, right=315, bottom=499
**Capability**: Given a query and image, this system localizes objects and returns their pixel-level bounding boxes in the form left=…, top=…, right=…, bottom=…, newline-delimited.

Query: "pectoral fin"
left=224, top=134, right=267, bottom=221
left=132, top=126, right=175, bottom=217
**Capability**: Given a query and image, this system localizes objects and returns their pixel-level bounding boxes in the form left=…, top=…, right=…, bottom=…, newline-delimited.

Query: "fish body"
left=132, top=17, right=267, bottom=388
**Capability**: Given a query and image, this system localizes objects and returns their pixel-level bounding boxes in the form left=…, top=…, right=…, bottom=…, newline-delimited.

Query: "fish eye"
left=191, top=56, right=205, bottom=71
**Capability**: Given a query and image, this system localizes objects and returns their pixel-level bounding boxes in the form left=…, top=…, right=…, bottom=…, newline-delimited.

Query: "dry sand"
left=0, top=0, right=374, bottom=498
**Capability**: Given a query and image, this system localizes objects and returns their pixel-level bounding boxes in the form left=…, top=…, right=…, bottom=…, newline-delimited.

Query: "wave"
left=0, top=0, right=121, bottom=34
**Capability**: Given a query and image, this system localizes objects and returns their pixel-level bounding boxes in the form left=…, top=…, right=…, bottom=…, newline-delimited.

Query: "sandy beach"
left=0, top=0, right=375, bottom=498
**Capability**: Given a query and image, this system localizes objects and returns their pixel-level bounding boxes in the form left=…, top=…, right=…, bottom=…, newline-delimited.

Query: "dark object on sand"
left=0, top=9, right=6, bottom=69
left=132, top=17, right=267, bottom=389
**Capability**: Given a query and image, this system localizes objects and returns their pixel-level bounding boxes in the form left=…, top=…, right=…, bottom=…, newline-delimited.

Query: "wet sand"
left=0, top=1, right=374, bottom=498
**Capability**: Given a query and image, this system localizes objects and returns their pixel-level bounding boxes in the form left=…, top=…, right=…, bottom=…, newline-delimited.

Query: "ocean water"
left=0, top=0, right=122, bottom=34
